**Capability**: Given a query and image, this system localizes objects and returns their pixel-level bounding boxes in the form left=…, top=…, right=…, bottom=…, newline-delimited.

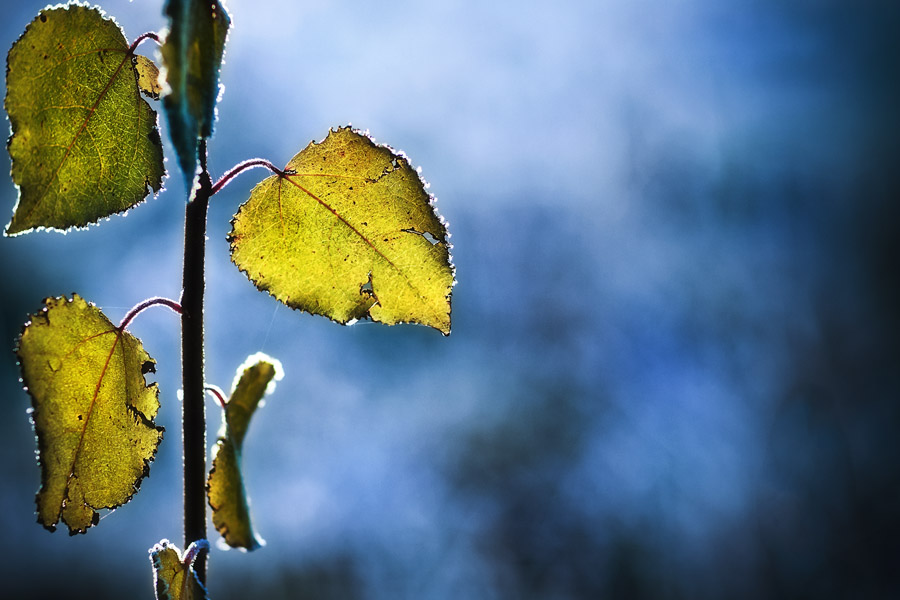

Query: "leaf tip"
left=230, top=352, right=284, bottom=396
left=150, top=538, right=209, bottom=600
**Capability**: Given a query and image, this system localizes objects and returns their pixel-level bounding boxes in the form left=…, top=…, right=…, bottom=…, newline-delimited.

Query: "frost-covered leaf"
left=162, top=0, right=230, bottom=187
left=229, top=127, right=454, bottom=334
left=207, top=354, right=282, bottom=550
left=5, top=4, right=164, bottom=235
left=150, top=539, right=208, bottom=600
left=136, top=55, right=163, bottom=100
left=18, top=294, right=163, bottom=534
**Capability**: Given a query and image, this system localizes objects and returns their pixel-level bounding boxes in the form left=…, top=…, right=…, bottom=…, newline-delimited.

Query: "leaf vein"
left=281, top=173, right=436, bottom=307
left=16, top=47, right=127, bottom=83
left=61, top=328, right=123, bottom=518
left=19, top=49, right=134, bottom=226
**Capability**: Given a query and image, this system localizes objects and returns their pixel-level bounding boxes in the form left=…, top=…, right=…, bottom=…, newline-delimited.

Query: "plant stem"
left=118, top=297, right=182, bottom=330
left=182, top=143, right=212, bottom=584
left=128, top=31, right=161, bottom=54
left=210, top=158, right=285, bottom=196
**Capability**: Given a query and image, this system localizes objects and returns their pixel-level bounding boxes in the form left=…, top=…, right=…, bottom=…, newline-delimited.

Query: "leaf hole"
left=360, top=273, right=376, bottom=299
left=402, top=228, right=440, bottom=245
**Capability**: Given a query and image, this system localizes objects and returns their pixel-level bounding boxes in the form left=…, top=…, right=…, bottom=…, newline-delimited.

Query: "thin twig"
left=210, top=159, right=285, bottom=196
left=204, top=385, right=228, bottom=410
left=128, top=32, right=162, bottom=54
left=118, top=297, right=182, bottom=331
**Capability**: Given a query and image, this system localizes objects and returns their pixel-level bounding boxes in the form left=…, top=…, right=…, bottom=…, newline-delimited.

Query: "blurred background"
left=2, top=0, right=899, bottom=598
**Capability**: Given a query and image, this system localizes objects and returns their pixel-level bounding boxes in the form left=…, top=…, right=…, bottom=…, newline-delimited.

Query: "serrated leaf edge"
left=18, top=293, right=164, bottom=534
left=4, top=1, right=166, bottom=237
left=227, top=125, right=456, bottom=334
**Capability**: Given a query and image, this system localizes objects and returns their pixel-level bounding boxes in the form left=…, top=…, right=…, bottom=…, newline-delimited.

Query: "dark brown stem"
left=182, top=141, right=211, bottom=584
left=209, top=158, right=285, bottom=196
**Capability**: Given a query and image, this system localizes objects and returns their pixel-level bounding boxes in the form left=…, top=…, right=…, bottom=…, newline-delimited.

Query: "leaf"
left=4, top=4, right=165, bottom=235
left=207, top=353, right=283, bottom=550
left=18, top=294, right=164, bottom=534
left=229, top=127, right=455, bottom=334
left=150, top=539, right=209, bottom=600
left=136, top=55, right=163, bottom=100
left=161, top=0, right=231, bottom=187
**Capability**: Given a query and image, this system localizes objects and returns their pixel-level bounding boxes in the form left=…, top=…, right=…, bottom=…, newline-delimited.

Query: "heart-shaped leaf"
left=229, top=127, right=454, bottom=334
left=18, top=294, right=164, bottom=534
left=5, top=4, right=165, bottom=235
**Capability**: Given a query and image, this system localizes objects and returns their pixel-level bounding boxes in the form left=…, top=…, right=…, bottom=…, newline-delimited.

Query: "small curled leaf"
left=229, top=127, right=455, bottom=334
left=162, top=0, right=231, bottom=186
left=135, top=55, right=163, bottom=100
left=5, top=4, right=165, bottom=235
left=18, top=294, right=164, bottom=534
left=207, top=353, right=283, bottom=550
left=150, top=539, right=209, bottom=600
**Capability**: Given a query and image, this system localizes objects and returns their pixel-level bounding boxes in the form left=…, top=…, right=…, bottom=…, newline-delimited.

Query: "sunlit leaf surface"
left=162, top=0, right=230, bottom=186
left=135, top=55, right=163, bottom=100
left=207, top=354, right=282, bottom=550
left=5, top=4, right=164, bottom=235
left=150, top=539, right=208, bottom=600
left=229, top=127, right=454, bottom=334
left=18, top=295, right=163, bottom=534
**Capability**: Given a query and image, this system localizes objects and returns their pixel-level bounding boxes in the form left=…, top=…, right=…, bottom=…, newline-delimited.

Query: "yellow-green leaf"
left=136, top=55, right=163, bottom=100
left=207, top=353, right=283, bottom=550
left=150, top=539, right=208, bottom=600
left=5, top=4, right=165, bottom=235
left=18, top=294, right=164, bottom=534
left=162, top=0, right=231, bottom=186
left=229, top=127, right=455, bottom=334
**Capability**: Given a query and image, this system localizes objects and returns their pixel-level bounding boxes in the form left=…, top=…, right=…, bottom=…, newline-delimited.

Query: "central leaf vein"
left=22, top=49, right=134, bottom=225
left=281, top=173, right=440, bottom=307
left=62, top=328, right=122, bottom=512
left=281, top=174, right=398, bottom=270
